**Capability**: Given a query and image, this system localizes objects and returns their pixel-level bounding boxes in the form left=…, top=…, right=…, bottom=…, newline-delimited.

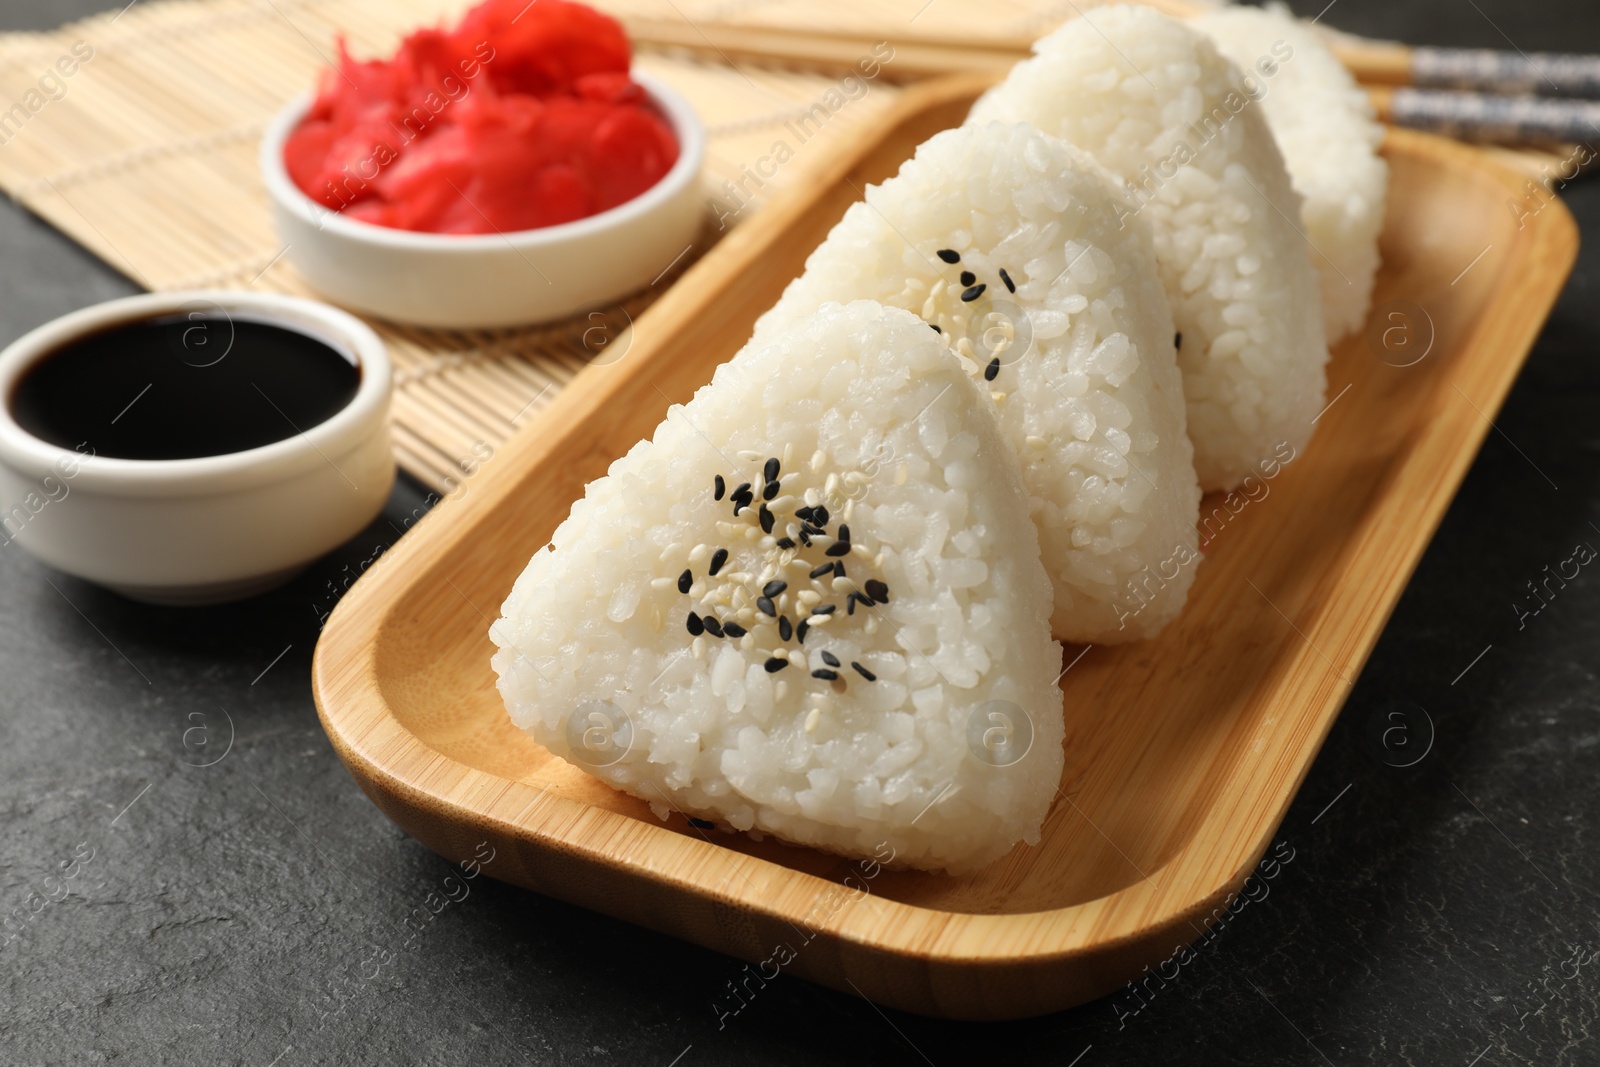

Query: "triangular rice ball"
left=491, top=300, right=1064, bottom=872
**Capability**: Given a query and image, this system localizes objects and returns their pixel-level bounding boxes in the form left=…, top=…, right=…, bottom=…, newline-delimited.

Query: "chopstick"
left=1369, top=87, right=1600, bottom=151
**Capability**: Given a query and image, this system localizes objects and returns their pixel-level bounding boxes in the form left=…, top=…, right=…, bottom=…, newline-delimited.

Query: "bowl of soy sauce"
left=0, top=291, right=393, bottom=604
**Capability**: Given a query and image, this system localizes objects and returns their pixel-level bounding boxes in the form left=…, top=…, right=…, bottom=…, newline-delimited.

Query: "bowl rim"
left=0, top=290, right=391, bottom=499
left=257, top=69, right=707, bottom=251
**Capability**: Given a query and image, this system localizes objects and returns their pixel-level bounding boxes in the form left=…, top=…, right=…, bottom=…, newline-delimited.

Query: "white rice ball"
left=491, top=300, right=1064, bottom=873
left=753, top=122, right=1201, bottom=644
left=970, top=4, right=1329, bottom=491
left=1196, top=5, right=1388, bottom=345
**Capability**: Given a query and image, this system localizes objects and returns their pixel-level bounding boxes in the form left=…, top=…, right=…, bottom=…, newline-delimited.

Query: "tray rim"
left=311, top=72, right=1580, bottom=1011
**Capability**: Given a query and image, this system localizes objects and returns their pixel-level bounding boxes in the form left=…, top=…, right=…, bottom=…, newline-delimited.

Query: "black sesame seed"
left=813, top=506, right=830, bottom=526
left=688, top=817, right=716, bottom=829
left=779, top=615, right=793, bottom=641
left=837, top=524, right=850, bottom=542
left=1174, top=331, right=1182, bottom=350
left=795, top=505, right=815, bottom=522
left=961, top=283, right=986, bottom=302
left=759, top=505, right=775, bottom=534
left=820, top=650, right=840, bottom=667
left=809, top=562, right=835, bottom=580
left=865, top=579, right=889, bottom=603
left=833, top=561, right=846, bottom=579
left=811, top=669, right=839, bottom=681
left=930, top=323, right=942, bottom=334
left=703, top=616, right=724, bottom=638
left=959, top=270, right=976, bottom=287
left=757, top=596, right=777, bottom=617
left=812, top=604, right=836, bottom=616
left=686, top=612, right=704, bottom=636
left=825, top=541, right=851, bottom=557
left=798, top=530, right=813, bottom=548
left=733, top=482, right=751, bottom=500
left=846, top=593, right=862, bottom=615
left=732, top=499, right=749, bottom=517
left=999, top=267, right=1016, bottom=294
left=678, top=568, right=693, bottom=594
left=763, top=457, right=780, bottom=483
left=796, top=620, right=809, bottom=643
left=775, top=537, right=796, bottom=550
left=723, top=621, right=747, bottom=639
left=764, top=657, right=788, bottom=673
left=984, top=357, right=1000, bottom=382
left=936, top=248, right=961, bottom=264
left=709, top=548, right=728, bottom=576
left=763, top=579, right=788, bottom=598
left=851, top=661, right=877, bottom=682
left=713, top=474, right=725, bottom=500
left=762, top=479, right=779, bottom=501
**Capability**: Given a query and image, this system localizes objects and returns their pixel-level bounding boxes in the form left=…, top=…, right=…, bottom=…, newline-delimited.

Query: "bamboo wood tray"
left=312, top=72, right=1578, bottom=1019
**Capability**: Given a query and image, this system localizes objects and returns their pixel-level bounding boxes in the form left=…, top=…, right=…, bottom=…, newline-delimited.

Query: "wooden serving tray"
left=312, top=73, right=1577, bottom=1019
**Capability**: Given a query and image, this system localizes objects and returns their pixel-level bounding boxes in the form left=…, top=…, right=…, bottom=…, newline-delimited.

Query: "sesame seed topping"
left=1000, top=267, right=1015, bottom=293
left=796, top=619, right=809, bottom=643
left=1174, top=331, right=1182, bottom=349
left=959, top=270, right=976, bottom=287
left=709, top=548, right=728, bottom=576
left=688, top=817, right=715, bottom=829
left=722, top=621, right=747, bottom=638
left=812, top=505, right=830, bottom=526
left=758, top=505, right=775, bottom=534
left=686, top=612, right=704, bottom=636
left=851, top=662, right=876, bottom=681
left=825, top=541, right=851, bottom=557
left=757, top=596, right=777, bottom=617
left=930, top=323, right=942, bottom=334
left=984, top=357, right=1000, bottom=382
left=732, top=481, right=751, bottom=499
left=775, top=537, right=796, bottom=550
left=779, top=616, right=792, bottom=641
left=713, top=474, right=725, bottom=500
left=763, top=457, right=780, bottom=483
left=961, top=283, right=986, bottom=303
left=764, top=657, right=788, bottom=673
left=820, top=650, right=840, bottom=667
left=811, top=604, right=836, bottom=616
left=677, top=568, right=692, bottom=594
left=865, top=579, right=889, bottom=603
left=837, top=523, right=850, bottom=542
left=703, top=616, right=724, bottom=638
left=762, top=480, right=779, bottom=501
left=809, top=562, right=835, bottom=580
left=763, top=579, right=788, bottom=598
left=811, top=669, right=839, bottom=681
left=936, top=248, right=961, bottom=264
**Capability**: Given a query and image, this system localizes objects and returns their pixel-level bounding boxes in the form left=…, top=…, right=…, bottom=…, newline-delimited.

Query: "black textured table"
left=3, top=2, right=1598, bottom=1064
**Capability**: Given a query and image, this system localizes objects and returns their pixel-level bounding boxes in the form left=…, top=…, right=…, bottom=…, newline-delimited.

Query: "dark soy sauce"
left=9, top=314, right=360, bottom=461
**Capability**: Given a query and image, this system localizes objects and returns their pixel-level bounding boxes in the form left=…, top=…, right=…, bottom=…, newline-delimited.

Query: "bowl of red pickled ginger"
left=259, top=0, right=703, bottom=329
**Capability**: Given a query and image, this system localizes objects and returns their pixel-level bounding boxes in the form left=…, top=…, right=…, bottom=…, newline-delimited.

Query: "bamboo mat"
left=0, top=0, right=905, bottom=491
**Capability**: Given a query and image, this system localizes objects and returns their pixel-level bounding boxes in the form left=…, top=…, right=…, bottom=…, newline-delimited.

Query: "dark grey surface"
left=1, top=1, right=1598, bottom=1064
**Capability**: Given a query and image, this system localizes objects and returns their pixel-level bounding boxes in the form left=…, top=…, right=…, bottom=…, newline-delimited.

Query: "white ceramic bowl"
left=0, top=291, right=394, bottom=605
left=259, top=71, right=706, bottom=329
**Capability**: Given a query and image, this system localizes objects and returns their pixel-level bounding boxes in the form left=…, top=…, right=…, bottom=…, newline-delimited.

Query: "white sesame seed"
left=650, top=577, right=673, bottom=591
left=991, top=391, right=1007, bottom=403
left=740, top=634, right=754, bottom=651
left=808, top=613, right=834, bottom=628
left=787, top=649, right=806, bottom=667
left=895, top=463, right=908, bottom=485
left=745, top=527, right=762, bottom=541
left=769, top=494, right=798, bottom=511
left=797, top=589, right=821, bottom=607
left=659, top=542, right=682, bottom=562
left=688, top=544, right=709, bottom=564
left=738, top=449, right=762, bottom=462
left=865, top=616, right=879, bottom=635
left=874, top=552, right=885, bottom=567
left=810, top=450, right=826, bottom=473
left=782, top=442, right=793, bottom=468
left=830, top=577, right=852, bottom=594
left=1025, top=435, right=1047, bottom=449
left=804, top=708, right=820, bottom=733
left=692, top=636, right=706, bottom=658
left=775, top=680, right=788, bottom=703
left=851, top=544, right=872, bottom=559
